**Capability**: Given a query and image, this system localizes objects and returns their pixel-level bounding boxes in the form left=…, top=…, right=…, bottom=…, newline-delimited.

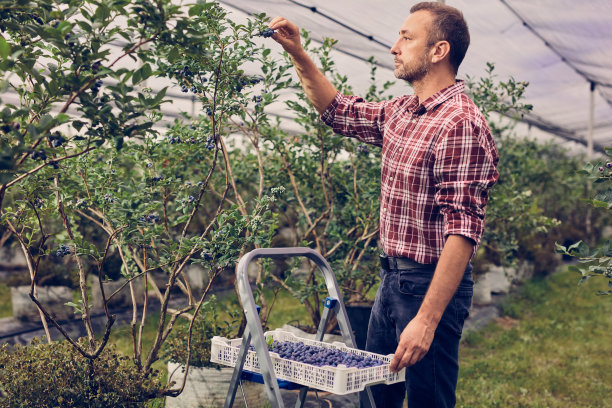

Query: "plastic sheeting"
left=219, top=0, right=612, bottom=153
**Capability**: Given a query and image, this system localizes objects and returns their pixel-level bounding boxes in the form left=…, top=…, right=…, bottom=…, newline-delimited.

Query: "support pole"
left=588, top=82, right=595, bottom=157
left=586, top=81, right=595, bottom=236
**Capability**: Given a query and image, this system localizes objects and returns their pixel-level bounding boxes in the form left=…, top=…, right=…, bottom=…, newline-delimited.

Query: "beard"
left=394, top=51, right=430, bottom=84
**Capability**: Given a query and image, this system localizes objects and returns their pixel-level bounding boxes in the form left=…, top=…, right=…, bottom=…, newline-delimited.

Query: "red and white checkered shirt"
left=321, top=81, right=499, bottom=264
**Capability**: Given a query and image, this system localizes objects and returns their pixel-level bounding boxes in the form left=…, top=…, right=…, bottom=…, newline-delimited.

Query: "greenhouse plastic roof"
left=218, top=0, right=612, bottom=153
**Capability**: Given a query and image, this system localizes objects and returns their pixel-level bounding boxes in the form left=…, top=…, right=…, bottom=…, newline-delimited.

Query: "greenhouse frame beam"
left=517, top=112, right=605, bottom=154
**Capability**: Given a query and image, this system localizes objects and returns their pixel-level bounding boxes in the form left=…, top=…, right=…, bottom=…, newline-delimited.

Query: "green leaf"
left=151, top=86, right=168, bottom=105
left=568, top=240, right=585, bottom=252
left=132, top=69, right=141, bottom=85
left=72, top=120, right=85, bottom=131
left=189, top=4, right=204, bottom=17
left=168, top=47, right=179, bottom=63
left=56, top=113, right=70, bottom=124
left=57, top=21, right=72, bottom=35
left=94, top=3, right=111, bottom=21
left=591, top=199, right=609, bottom=208
left=140, top=63, right=152, bottom=81
left=0, top=36, right=10, bottom=59
left=38, top=114, right=53, bottom=129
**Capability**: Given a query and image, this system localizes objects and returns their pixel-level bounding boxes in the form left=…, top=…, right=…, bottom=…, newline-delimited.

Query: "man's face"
left=390, top=11, right=433, bottom=83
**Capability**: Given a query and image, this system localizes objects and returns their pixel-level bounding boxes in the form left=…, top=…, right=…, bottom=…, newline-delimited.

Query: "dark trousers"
left=363, top=260, right=473, bottom=408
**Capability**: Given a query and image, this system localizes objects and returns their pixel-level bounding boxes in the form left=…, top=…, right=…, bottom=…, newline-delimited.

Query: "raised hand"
left=268, top=16, right=304, bottom=56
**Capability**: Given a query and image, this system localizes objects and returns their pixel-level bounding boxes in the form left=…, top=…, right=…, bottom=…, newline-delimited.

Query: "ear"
left=430, top=40, right=450, bottom=64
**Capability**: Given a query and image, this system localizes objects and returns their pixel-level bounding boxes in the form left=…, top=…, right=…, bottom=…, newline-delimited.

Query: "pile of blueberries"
left=269, top=340, right=385, bottom=369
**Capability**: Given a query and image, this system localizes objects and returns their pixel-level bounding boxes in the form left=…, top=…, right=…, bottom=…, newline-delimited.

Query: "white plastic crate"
left=210, top=329, right=405, bottom=395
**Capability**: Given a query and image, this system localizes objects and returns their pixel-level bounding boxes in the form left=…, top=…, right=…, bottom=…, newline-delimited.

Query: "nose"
left=390, top=38, right=400, bottom=55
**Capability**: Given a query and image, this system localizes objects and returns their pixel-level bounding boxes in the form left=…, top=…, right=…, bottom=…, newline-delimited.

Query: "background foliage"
left=555, top=150, right=612, bottom=295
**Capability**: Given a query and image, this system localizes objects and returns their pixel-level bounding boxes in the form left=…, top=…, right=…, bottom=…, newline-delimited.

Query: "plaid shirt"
left=321, top=81, right=499, bottom=264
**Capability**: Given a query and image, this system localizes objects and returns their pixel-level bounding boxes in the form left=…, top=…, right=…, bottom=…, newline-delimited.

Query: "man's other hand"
left=389, top=315, right=436, bottom=372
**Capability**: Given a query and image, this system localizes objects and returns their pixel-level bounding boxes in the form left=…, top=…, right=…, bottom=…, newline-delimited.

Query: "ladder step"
left=240, top=370, right=303, bottom=390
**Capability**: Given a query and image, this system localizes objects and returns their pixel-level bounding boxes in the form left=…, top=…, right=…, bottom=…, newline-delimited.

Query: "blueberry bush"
left=0, top=338, right=163, bottom=408
left=0, top=0, right=283, bottom=403
left=466, top=64, right=589, bottom=275
left=253, top=38, right=393, bottom=330
left=555, top=152, right=612, bottom=295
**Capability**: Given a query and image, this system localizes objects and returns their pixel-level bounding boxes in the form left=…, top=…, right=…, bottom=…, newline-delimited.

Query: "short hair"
left=410, top=2, right=470, bottom=74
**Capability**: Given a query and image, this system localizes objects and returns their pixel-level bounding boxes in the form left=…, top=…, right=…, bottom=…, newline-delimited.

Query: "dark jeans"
left=363, top=260, right=473, bottom=408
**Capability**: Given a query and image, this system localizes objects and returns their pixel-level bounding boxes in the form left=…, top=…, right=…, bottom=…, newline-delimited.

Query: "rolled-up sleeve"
left=433, top=118, right=499, bottom=247
left=320, top=91, right=389, bottom=147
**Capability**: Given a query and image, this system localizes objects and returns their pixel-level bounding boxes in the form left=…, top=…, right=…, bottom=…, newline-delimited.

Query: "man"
left=270, top=2, right=498, bottom=407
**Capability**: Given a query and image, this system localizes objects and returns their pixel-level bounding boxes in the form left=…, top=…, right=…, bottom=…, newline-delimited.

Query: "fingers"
left=392, top=345, right=427, bottom=372
left=389, top=345, right=406, bottom=372
left=268, top=16, right=296, bottom=32
left=268, top=16, right=300, bottom=41
left=389, top=320, right=433, bottom=373
left=267, top=16, right=302, bottom=55
left=268, top=16, right=286, bottom=29
left=390, top=342, right=426, bottom=373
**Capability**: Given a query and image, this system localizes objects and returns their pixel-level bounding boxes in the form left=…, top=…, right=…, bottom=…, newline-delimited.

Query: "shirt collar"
left=406, top=80, right=465, bottom=115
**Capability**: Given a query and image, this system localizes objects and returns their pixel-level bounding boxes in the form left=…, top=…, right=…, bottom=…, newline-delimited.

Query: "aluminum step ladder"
left=224, top=247, right=376, bottom=408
